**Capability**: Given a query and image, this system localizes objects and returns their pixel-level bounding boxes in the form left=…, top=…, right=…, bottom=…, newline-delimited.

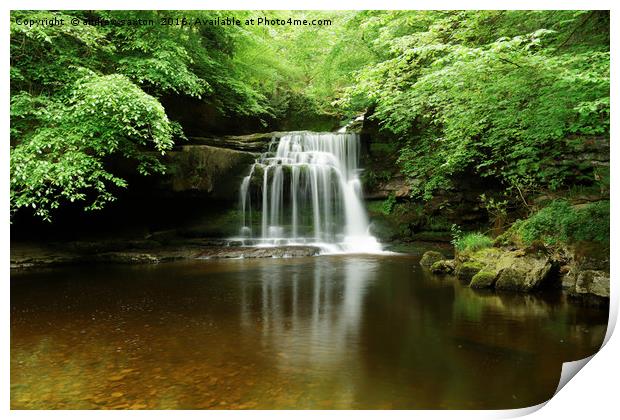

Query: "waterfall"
left=235, top=131, right=382, bottom=254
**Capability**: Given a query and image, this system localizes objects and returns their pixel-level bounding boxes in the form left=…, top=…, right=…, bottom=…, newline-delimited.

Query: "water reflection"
left=11, top=256, right=607, bottom=409
left=238, top=258, right=375, bottom=372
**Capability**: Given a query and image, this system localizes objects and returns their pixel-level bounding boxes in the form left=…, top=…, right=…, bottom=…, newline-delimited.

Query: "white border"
left=2, top=1, right=618, bottom=419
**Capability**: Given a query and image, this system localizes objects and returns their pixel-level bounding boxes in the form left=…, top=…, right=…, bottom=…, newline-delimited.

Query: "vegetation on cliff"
left=10, top=10, right=335, bottom=220
left=497, top=199, right=610, bottom=247
left=10, top=10, right=609, bottom=228
left=339, top=11, right=609, bottom=202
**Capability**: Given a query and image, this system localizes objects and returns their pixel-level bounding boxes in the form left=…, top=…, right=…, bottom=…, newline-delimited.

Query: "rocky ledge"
left=421, top=246, right=609, bottom=305
left=188, top=132, right=284, bottom=153
left=196, top=246, right=320, bottom=259
left=10, top=241, right=321, bottom=269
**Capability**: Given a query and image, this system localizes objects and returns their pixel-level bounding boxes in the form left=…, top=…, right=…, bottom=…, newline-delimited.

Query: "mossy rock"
left=430, top=259, right=456, bottom=274
left=456, top=261, right=485, bottom=283
left=461, top=247, right=502, bottom=264
left=470, top=270, right=498, bottom=289
left=420, top=251, right=445, bottom=268
left=494, top=256, right=554, bottom=292
left=572, top=270, right=610, bottom=299
left=368, top=218, right=401, bottom=242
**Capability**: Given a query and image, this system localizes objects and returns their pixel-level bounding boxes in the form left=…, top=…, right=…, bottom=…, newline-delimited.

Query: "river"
left=11, top=254, right=607, bottom=409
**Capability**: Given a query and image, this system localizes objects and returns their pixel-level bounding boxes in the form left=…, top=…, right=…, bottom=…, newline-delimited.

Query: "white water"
left=234, top=131, right=382, bottom=254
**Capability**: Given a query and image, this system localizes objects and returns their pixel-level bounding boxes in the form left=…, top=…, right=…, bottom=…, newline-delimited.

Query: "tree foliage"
left=339, top=11, right=610, bottom=199
left=10, top=10, right=286, bottom=219
left=10, top=10, right=610, bottom=221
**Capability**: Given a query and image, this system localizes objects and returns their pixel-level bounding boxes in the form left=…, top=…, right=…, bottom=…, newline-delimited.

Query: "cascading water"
left=235, top=131, right=382, bottom=254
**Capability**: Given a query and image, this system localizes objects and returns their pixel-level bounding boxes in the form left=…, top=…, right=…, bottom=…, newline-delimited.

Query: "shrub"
left=517, top=199, right=609, bottom=245
left=453, top=232, right=494, bottom=252
left=381, top=193, right=397, bottom=215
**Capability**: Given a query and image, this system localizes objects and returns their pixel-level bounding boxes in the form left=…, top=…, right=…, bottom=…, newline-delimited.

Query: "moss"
left=456, top=261, right=484, bottom=283
left=368, top=218, right=400, bottom=242
left=497, top=200, right=610, bottom=247
left=411, top=231, right=452, bottom=242
left=470, top=270, right=498, bottom=289
left=426, top=216, right=452, bottom=231
left=366, top=201, right=385, bottom=215
left=420, top=251, right=445, bottom=267
left=430, top=259, right=455, bottom=274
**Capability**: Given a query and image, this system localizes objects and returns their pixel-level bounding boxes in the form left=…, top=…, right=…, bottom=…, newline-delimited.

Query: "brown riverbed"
left=11, top=254, right=607, bottom=409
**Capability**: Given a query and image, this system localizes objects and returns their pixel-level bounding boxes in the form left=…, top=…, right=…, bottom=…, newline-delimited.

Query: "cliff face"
left=11, top=133, right=277, bottom=241
left=164, top=145, right=257, bottom=201
left=357, top=115, right=610, bottom=245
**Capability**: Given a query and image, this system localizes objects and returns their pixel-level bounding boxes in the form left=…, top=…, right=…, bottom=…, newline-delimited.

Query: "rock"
left=165, top=145, right=257, bottom=201
left=470, top=270, right=498, bottom=289
left=410, top=232, right=452, bottom=242
left=189, top=132, right=278, bottom=153
left=368, top=218, right=400, bottom=242
left=197, top=246, right=321, bottom=259
left=365, top=176, right=411, bottom=199
left=96, top=253, right=161, bottom=264
left=455, top=261, right=484, bottom=283
left=561, top=271, right=578, bottom=290
left=420, top=251, right=445, bottom=268
left=494, top=255, right=554, bottom=292
left=430, top=259, right=455, bottom=274
left=10, top=241, right=324, bottom=270
left=456, top=247, right=557, bottom=292
left=572, top=270, right=610, bottom=299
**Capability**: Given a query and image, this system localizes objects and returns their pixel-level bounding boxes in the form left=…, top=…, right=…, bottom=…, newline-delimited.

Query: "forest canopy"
left=10, top=10, right=610, bottom=220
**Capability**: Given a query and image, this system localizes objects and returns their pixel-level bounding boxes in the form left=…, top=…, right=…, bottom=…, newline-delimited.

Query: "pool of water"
left=11, top=255, right=608, bottom=409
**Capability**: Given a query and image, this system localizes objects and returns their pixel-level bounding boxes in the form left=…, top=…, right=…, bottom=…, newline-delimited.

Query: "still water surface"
left=11, top=255, right=607, bottom=409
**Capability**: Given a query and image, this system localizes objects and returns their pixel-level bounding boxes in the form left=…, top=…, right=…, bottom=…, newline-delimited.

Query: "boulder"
left=572, top=270, right=610, bottom=299
left=456, top=261, right=484, bottom=283
left=430, top=259, right=456, bottom=274
left=561, top=271, right=578, bottom=290
left=470, top=270, right=498, bottom=289
left=420, top=251, right=445, bottom=268
left=368, top=218, right=401, bottom=242
left=494, top=254, right=554, bottom=292
left=454, top=247, right=558, bottom=292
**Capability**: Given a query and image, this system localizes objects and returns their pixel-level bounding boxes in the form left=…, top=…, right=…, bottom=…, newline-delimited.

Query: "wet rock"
left=96, top=253, right=161, bottom=264
left=364, top=176, right=411, bottom=200
left=197, top=246, right=321, bottom=259
left=561, top=271, right=578, bottom=290
left=571, top=270, right=610, bottom=299
left=494, top=255, right=554, bottom=292
left=368, top=218, right=400, bottom=242
left=455, top=261, right=484, bottom=283
left=164, top=145, right=257, bottom=201
left=455, top=247, right=557, bottom=292
left=430, top=259, right=455, bottom=274
left=420, top=251, right=444, bottom=268
left=10, top=241, right=323, bottom=270
left=470, top=270, right=498, bottom=289
left=189, top=132, right=278, bottom=153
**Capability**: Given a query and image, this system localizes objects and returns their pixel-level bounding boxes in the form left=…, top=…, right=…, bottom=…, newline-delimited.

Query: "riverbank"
left=420, top=243, right=610, bottom=306
left=9, top=240, right=324, bottom=270
left=10, top=236, right=459, bottom=270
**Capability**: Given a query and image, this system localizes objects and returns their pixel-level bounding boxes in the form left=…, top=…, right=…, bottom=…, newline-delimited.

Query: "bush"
left=453, top=232, right=494, bottom=252
left=381, top=193, right=397, bottom=215
left=517, top=199, right=609, bottom=245
left=496, top=199, right=610, bottom=247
